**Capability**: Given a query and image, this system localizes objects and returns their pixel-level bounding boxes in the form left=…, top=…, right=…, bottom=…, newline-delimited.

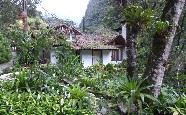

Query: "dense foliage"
left=79, top=0, right=123, bottom=32
left=0, top=0, right=41, bottom=27
left=80, top=0, right=165, bottom=32
left=0, top=62, right=185, bottom=114
left=0, top=0, right=185, bottom=114
left=0, top=33, right=12, bottom=64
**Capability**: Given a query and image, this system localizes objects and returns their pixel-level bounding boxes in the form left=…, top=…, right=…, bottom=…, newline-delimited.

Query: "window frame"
left=111, top=48, right=123, bottom=61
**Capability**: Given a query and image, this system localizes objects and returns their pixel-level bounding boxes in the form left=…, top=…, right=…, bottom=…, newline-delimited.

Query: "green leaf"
left=140, top=94, right=145, bottom=102
left=144, top=94, right=160, bottom=103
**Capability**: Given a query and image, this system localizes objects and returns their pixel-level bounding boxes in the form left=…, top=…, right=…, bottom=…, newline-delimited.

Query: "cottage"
left=72, top=34, right=126, bottom=67
left=50, top=23, right=127, bottom=67
left=50, top=24, right=82, bottom=64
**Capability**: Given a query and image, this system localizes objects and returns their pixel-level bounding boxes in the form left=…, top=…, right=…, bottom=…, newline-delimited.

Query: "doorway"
left=92, top=50, right=102, bottom=65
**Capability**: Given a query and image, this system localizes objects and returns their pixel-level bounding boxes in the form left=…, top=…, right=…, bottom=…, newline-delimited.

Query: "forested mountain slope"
left=80, top=0, right=124, bottom=33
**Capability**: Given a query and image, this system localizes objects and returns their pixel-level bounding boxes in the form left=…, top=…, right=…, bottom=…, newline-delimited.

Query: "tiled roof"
left=72, top=34, right=119, bottom=50
left=52, top=24, right=125, bottom=50
left=54, top=24, right=82, bottom=35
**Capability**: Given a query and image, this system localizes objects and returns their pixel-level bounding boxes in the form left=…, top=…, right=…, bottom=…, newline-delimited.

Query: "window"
left=112, top=48, right=122, bottom=61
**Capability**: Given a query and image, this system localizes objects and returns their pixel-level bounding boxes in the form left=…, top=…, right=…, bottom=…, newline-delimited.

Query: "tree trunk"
left=144, top=0, right=185, bottom=97
left=126, top=24, right=140, bottom=78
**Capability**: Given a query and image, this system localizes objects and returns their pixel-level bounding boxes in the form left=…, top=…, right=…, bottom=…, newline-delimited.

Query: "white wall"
left=81, top=50, right=122, bottom=67
left=102, top=49, right=126, bottom=65
left=80, top=50, right=125, bottom=67
left=102, top=50, right=111, bottom=65
left=123, top=47, right=127, bottom=60
left=102, top=50, right=120, bottom=64
left=69, top=33, right=72, bottom=41
left=122, top=23, right=127, bottom=60
left=50, top=50, right=58, bottom=64
left=80, top=49, right=127, bottom=67
left=50, top=48, right=126, bottom=67
left=122, top=24, right=126, bottom=40
left=80, top=50, right=93, bottom=68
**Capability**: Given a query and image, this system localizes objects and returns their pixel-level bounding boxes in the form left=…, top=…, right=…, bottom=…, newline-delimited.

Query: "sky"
left=37, top=0, right=90, bottom=25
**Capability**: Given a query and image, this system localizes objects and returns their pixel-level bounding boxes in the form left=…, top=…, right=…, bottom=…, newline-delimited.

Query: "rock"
left=118, top=102, right=137, bottom=114
left=97, top=113, right=102, bottom=115
left=118, top=102, right=127, bottom=114
left=0, top=72, right=19, bottom=81
left=100, top=107, right=107, bottom=115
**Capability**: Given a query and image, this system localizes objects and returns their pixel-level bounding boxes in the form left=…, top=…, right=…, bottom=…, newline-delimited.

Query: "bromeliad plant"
left=148, top=86, right=186, bottom=114
left=61, top=84, right=98, bottom=114
left=154, top=21, right=170, bottom=36
left=169, top=94, right=186, bottom=115
left=124, top=5, right=154, bottom=28
left=117, top=78, right=159, bottom=114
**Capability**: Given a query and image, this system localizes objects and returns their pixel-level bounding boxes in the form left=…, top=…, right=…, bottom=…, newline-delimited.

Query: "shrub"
left=117, top=79, right=159, bottom=114
left=0, top=33, right=12, bottom=64
left=145, top=86, right=186, bottom=114
left=55, top=41, right=84, bottom=79
left=0, top=91, right=96, bottom=115
left=0, top=66, right=97, bottom=114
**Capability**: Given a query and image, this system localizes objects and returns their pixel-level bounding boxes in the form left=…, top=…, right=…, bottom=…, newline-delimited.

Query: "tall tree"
left=0, top=0, right=41, bottom=28
left=164, top=8, right=186, bottom=89
left=126, top=22, right=140, bottom=78
left=123, top=0, right=164, bottom=79
left=124, top=5, right=154, bottom=78
left=144, top=0, right=185, bottom=97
